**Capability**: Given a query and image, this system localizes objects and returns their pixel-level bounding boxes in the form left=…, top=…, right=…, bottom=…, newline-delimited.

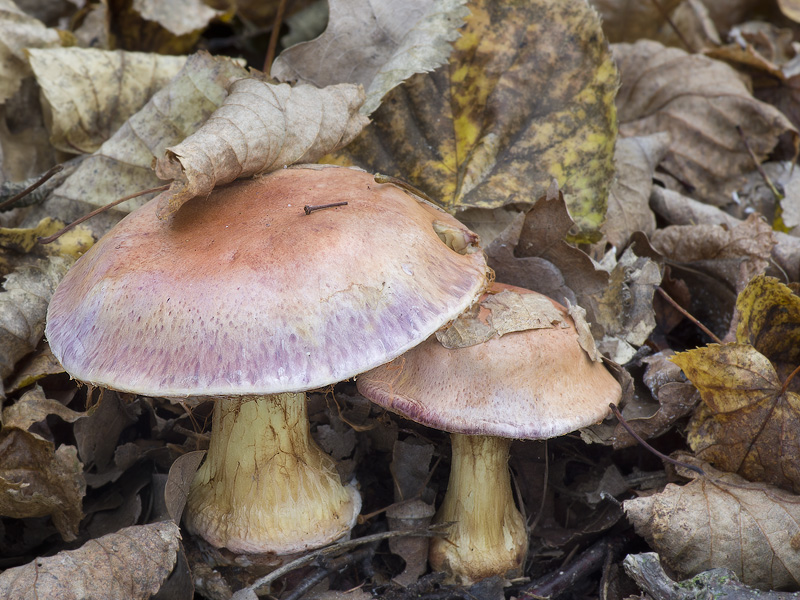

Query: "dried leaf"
left=0, top=256, right=71, bottom=385
left=650, top=214, right=775, bottom=293
left=624, top=459, right=800, bottom=590
left=272, top=0, right=469, bottom=116
left=74, top=391, right=140, bottom=473
left=4, top=343, right=64, bottom=393
left=328, top=0, right=617, bottom=240
left=134, top=0, right=222, bottom=36
left=165, top=451, right=205, bottom=524
left=27, top=47, right=187, bottom=154
left=0, top=428, right=85, bottom=541
left=40, top=51, right=247, bottom=233
left=591, top=0, right=682, bottom=43
left=615, top=40, right=797, bottom=206
left=0, top=2, right=61, bottom=103
left=2, top=385, right=85, bottom=430
left=0, top=218, right=94, bottom=259
left=154, top=79, right=369, bottom=216
left=436, top=289, right=567, bottom=349
left=602, top=133, right=668, bottom=250
left=0, top=521, right=180, bottom=599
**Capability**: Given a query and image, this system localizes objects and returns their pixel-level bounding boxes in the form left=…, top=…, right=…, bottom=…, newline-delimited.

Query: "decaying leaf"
left=650, top=213, right=775, bottom=293
left=38, top=51, right=247, bottom=236
left=272, top=0, right=469, bottom=116
left=0, top=428, right=85, bottom=541
left=164, top=450, right=205, bottom=524
left=154, top=78, right=369, bottom=216
left=0, top=1, right=62, bottom=104
left=676, top=275, right=800, bottom=492
left=0, top=521, right=180, bottom=599
left=624, top=458, right=800, bottom=590
left=436, top=289, right=568, bottom=349
left=592, top=0, right=682, bottom=43
left=2, top=385, right=85, bottom=430
left=0, top=256, right=71, bottom=386
left=328, top=0, right=618, bottom=240
left=28, top=47, right=187, bottom=154
left=615, top=40, right=796, bottom=206
left=0, top=217, right=93, bottom=259
left=602, top=133, right=668, bottom=250
left=134, top=0, right=223, bottom=36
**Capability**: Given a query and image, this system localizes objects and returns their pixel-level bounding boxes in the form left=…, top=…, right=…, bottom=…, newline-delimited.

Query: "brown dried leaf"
left=164, top=451, right=205, bottom=524
left=0, top=256, right=71, bottom=387
left=624, top=459, right=800, bottom=590
left=615, top=40, right=797, bottom=206
left=650, top=213, right=775, bottom=292
left=134, top=0, right=222, bottom=36
left=0, top=428, right=85, bottom=541
left=0, top=521, right=180, bottom=599
left=154, top=79, right=369, bottom=216
left=602, top=133, right=668, bottom=250
left=27, top=47, right=186, bottom=154
left=2, top=385, right=84, bottom=430
left=74, top=391, right=140, bottom=473
left=272, top=0, right=469, bottom=116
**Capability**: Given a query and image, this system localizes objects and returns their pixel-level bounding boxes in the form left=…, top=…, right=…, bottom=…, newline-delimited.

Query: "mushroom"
left=45, top=164, right=489, bottom=555
left=356, top=283, right=621, bottom=583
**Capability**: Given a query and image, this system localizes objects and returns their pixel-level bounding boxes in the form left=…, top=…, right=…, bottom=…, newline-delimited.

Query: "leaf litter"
left=5, top=0, right=800, bottom=598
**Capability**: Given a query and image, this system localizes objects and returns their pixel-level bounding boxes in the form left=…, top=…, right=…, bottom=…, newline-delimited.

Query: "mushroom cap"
left=356, top=283, right=620, bottom=439
left=46, top=165, right=488, bottom=397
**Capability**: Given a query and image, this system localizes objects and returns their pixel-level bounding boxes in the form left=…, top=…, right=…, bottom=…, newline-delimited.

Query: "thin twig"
left=231, top=526, right=449, bottom=599
left=304, top=201, right=347, bottom=215
left=39, top=184, right=169, bottom=244
left=647, top=0, right=692, bottom=51
left=736, top=125, right=784, bottom=203
left=609, top=404, right=705, bottom=476
left=656, top=287, right=722, bottom=344
left=282, top=547, right=374, bottom=600
left=264, top=0, right=287, bottom=72
left=0, top=165, right=63, bottom=211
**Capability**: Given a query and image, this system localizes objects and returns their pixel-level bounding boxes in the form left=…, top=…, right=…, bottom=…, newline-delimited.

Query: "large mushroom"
left=357, top=283, right=622, bottom=583
left=45, top=164, right=489, bottom=555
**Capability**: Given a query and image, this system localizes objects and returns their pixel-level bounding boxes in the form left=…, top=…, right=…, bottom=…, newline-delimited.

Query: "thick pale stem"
left=185, top=393, right=361, bottom=554
left=429, top=434, right=528, bottom=584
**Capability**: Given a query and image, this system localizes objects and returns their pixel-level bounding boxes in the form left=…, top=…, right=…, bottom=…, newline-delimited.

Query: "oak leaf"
left=272, top=0, right=469, bottom=116
left=328, top=0, right=618, bottom=240
left=0, top=521, right=180, bottom=599
left=624, top=458, right=800, bottom=590
left=154, top=78, right=369, bottom=216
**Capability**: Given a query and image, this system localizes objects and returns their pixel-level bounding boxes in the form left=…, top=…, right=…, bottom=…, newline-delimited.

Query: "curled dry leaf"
left=650, top=213, right=775, bottom=293
left=42, top=52, right=248, bottom=234
left=591, top=0, right=682, bottom=43
left=272, top=0, right=469, bottom=116
left=624, top=459, right=800, bottom=590
left=435, top=289, right=568, bottom=349
left=0, top=521, right=180, bottom=599
left=615, top=40, right=796, bottom=206
left=676, top=275, right=800, bottom=492
left=134, top=0, right=223, bottom=36
left=0, top=256, right=71, bottom=385
left=27, top=47, right=187, bottom=154
left=0, top=217, right=93, bottom=259
left=0, top=428, right=85, bottom=541
left=164, top=450, right=205, bottom=524
left=2, top=385, right=85, bottom=430
left=0, top=2, right=61, bottom=103
left=602, top=133, right=668, bottom=250
left=328, top=0, right=617, bottom=241
left=154, top=79, right=369, bottom=216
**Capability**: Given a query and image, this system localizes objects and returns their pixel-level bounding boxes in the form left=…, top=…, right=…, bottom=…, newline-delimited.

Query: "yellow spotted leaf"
left=676, top=342, right=800, bottom=492
left=327, top=0, right=617, bottom=241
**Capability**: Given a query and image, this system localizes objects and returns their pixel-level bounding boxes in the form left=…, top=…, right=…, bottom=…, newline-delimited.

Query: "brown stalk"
left=0, top=164, right=63, bottom=211
left=656, top=286, right=722, bottom=345
left=264, top=0, right=288, bottom=72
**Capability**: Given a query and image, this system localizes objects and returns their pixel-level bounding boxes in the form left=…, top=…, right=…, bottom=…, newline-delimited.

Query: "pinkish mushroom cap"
left=357, top=283, right=620, bottom=439
left=45, top=164, right=488, bottom=397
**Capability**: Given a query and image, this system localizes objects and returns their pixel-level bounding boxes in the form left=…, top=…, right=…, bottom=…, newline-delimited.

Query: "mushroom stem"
left=429, top=433, right=528, bottom=584
left=185, top=393, right=361, bottom=555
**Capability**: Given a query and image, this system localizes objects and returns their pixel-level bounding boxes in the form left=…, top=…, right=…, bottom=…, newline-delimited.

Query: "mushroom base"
left=185, top=393, right=361, bottom=555
left=429, top=434, right=528, bottom=584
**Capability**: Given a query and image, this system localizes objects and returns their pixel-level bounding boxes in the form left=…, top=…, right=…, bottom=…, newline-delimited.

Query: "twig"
left=231, top=526, right=449, bottom=599
left=264, top=0, right=287, bottom=72
left=304, top=201, right=347, bottom=215
left=283, top=547, right=374, bottom=600
left=39, top=184, right=169, bottom=244
left=656, top=287, right=721, bottom=344
left=647, top=0, right=691, bottom=51
left=736, top=125, right=784, bottom=203
left=609, top=404, right=705, bottom=477
left=0, top=165, right=64, bottom=211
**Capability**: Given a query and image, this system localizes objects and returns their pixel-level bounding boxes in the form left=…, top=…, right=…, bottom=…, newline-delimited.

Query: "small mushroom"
left=46, top=164, right=489, bottom=555
left=357, top=283, right=621, bottom=583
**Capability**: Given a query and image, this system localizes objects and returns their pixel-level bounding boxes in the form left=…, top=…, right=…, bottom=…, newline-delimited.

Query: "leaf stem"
left=0, top=164, right=63, bottom=212
left=779, top=364, right=800, bottom=397
left=303, top=201, right=347, bottom=215
left=656, top=286, right=722, bottom=344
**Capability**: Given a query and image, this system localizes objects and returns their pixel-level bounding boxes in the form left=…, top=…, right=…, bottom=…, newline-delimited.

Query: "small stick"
left=656, top=286, right=722, bottom=345
left=304, top=201, right=347, bottom=215
left=264, top=0, right=287, bottom=72
left=609, top=403, right=705, bottom=476
left=39, top=184, right=169, bottom=244
left=648, top=0, right=692, bottom=51
left=0, top=165, right=63, bottom=211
